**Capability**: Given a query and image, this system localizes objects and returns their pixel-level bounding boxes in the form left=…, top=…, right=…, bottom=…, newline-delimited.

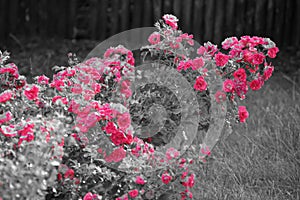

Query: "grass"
left=2, top=37, right=300, bottom=199
left=193, top=74, right=300, bottom=199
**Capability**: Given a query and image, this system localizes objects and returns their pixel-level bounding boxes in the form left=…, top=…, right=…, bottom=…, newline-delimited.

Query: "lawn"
left=1, top=36, right=300, bottom=199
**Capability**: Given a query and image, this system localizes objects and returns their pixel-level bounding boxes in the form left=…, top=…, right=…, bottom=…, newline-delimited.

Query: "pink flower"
left=222, top=37, right=239, bottom=50
left=238, top=106, right=249, bottom=123
left=37, top=75, right=49, bottom=85
left=71, top=84, right=83, bottom=94
left=148, top=32, right=161, bottom=44
left=161, top=171, right=172, bottom=184
left=84, top=89, right=95, bottom=101
left=194, top=76, right=207, bottom=91
left=64, top=168, right=74, bottom=179
left=192, top=57, right=205, bottom=70
left=251, top=52, right=265, bottom=65
left=177, top=60, right=193, bottom=71
left=249, top=79, right=263, bottom=91
left=105, top=146, right=126, bottom=163
left=181, top=174, right=195, bottom=188
left=103, top=121, right=118, bottom=134
left=91, top=82, right=101, bottom=93
left=24, top=85, right=39, bottom=100
left=128, top=189, right=139, bottom=198
left=263, top=65, right=274, bottom=81
left=120, top=80, right=132, bottom=98
left=83, top=192, right=100, bottom=200
left=162, top=14, right=178, bottom=29
left=215, top=52, right=229, bottom=67
left=50, top=79, right=64, bottom=91
left=117, top=112, right=131, bottom=131
left=223, top=79, right=235, bottom=93
left=234, top=80, right=248, bottom=99
left=233, top=68, right=247, bottom=82
left=197, top=42, right=218, bottom=57
left=170, top=41, right=180, bottom=49
left=214, top=90, right=226, bottom=103
left=0, top=63, right=19, bottom=78
left=0, top=90, right=13, bottom=103
left=0, top=111, right=13, bottom=125
left=135, top=176, right=146, bottom=185
left=83, top=192, right=93, bottom=200
left=267, top=47, right=279, bottom=58
left=166, top=147, right=180, bottom=160
left=110, top=130, right=128, bottom=146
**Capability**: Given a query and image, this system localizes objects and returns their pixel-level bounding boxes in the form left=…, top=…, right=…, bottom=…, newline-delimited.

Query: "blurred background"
left=0, top=0, right=300, bottom=79
left=0, top=0, right=300, bottom=46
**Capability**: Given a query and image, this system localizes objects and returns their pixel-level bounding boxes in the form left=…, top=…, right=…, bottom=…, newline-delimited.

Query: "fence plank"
left=120, top=0, right=130, bottom=31
left=214, top=0, right=225, bottom=44
left=204, top=0, right=215, bottom=42
left=182, top=0, right=192, bottom=33
left=266, top=0, right=274, bottom=38
left=38, top=0, right=48, bottom=38
left=283, top=0, right=294, bottom=46
left=90, top=0, right=98, bottom=40
left=0, top=0, right=8, bottom=40
left=173, top=0, right=181, bottom=19
left=244, top=0, right=255, bottom=36
left=273, top=0, right=285, bottom=47
left=254, top=0, right=267, bottom=36
left=296, top=0, right=300, bottom=46
left=110, top=0, right=120, bottom=35
left=57, top=0, right=67, bottom=37
left=225, top=0, right=235, bottom=37
left=97, top=0, right=108, bottom=41
left=132, top=0, right=143, bottom=28
left=192, top=0, right=204, bottom=42
left=143, top=0, right=153, bottom=27
left=235, top=0, right=246, bottom=37
left=153, top=0, right=162, bottom=21
left=163, top=0, right=172, bottom=14
left=8, top=0, right=19, bottom=36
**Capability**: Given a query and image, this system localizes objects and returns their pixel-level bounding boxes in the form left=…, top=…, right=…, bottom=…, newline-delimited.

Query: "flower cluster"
left=146, top=15, right=278, bottom=123
left=0, top=14, right=278, bottom=200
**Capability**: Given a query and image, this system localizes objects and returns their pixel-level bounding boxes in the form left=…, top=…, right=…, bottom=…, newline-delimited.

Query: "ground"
left=1, top=36, right=300, bottom=199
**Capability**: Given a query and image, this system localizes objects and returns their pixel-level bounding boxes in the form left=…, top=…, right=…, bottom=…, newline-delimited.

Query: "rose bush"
left=0, top=14, right=278, bottom=200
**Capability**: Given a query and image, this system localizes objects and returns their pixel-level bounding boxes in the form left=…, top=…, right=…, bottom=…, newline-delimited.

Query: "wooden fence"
left=0, top=0, right=300, bottom=48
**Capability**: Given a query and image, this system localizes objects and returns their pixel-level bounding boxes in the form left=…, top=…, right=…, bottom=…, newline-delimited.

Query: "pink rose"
left=249, top=79, right=263, bottom=91
left=238, top=106, right=249, bottom=123
left=233, top=68, right=247, bottom=82
left=128, top=189, right=139, bottom=198
left=148, top=32, right=161, bottom=44
left=0, top=90, right=13, bottom=103
left=214, top=90, right=226, bottom=103
left=251, top=52, right=265, bottom=65
left=222, top=79, right=235, bottom=93
left=24, top=85, right=39, bottom=101
left=194, top=76, right=207, bottom=91
left=162, top=14, right=178, bottom=29
left=263, top=65, right=274, bottom=81
left=37, top=75, right=49, bottom=85
left=267, top=47, right=279, bottom=58
left=192, top=57, right=205, bottom=70
left=161, top=172, right=172, bottom=184
left=215, top=52, right=229, bottom=67
left=135, top=176, right=146, bottom=185
left=117, top=112, right=131, bottom=131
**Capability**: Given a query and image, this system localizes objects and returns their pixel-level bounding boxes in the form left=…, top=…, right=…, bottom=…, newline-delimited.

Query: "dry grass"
left=193, top=74, right=300, bottom=199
